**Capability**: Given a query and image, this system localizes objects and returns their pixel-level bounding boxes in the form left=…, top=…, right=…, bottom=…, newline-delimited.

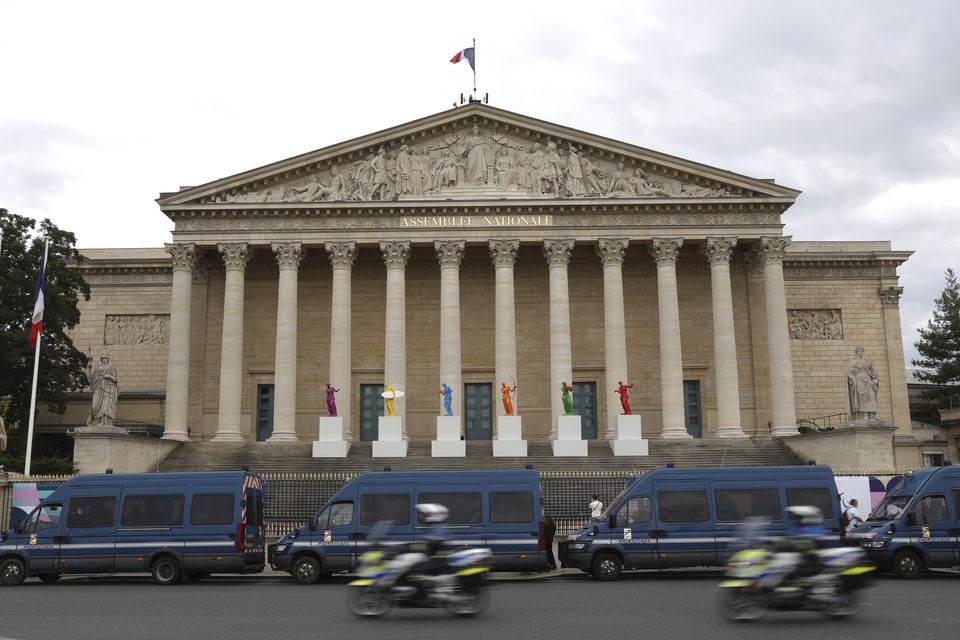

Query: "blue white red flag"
left=29, top=250, right=47, bottom=348
left=450, top=47, right=475, bottom=71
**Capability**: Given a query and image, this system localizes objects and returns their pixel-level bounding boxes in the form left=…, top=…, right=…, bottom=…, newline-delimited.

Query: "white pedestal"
left=493, top=415, right=527, bottom=457
left=432, top=416, right=465, bottom=457
left=312, top=417, right=350, bottom=457
left=373, top=416, right=408, bottom=457
left=552, top=415, right=588, bottom=456
left=610, top=415, right=649, bottom=456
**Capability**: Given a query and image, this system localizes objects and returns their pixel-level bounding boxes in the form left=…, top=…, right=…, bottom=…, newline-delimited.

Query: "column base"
left=661, top=427, right=693, bottom=440
left=493, top=416, right=527, bottom=457
left=714, top=426, right=748, bottom=438
left=771, top=425, right=800, bottom=437
left=161, top=430, right=190, bottom=442
left=432, top=416, right=465, bottom=457
left=212, top=432, right=244, bottom=442
left=267, top=432, right=300, bottom=443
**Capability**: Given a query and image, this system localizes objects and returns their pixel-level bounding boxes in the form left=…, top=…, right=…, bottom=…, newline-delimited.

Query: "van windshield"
left=868, top=495, right=912, bottom=521
left=599, top=488, right=629, bottom=521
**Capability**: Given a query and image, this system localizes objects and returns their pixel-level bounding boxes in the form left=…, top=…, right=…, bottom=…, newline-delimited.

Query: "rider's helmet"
left=416, top=503, right=450, bottom=524
left=786, top=505, right=823, bottom=526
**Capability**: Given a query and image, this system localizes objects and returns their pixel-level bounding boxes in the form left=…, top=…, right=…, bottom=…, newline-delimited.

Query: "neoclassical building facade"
left=60, top=104, right=919, bottom=466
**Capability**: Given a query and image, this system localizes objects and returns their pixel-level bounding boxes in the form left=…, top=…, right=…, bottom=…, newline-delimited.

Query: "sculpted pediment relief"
left=161, top=104, right=797, bottom=207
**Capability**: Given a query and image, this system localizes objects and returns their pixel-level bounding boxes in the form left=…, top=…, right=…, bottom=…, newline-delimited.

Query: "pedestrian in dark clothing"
left=543, top=513, right=558, bottom=571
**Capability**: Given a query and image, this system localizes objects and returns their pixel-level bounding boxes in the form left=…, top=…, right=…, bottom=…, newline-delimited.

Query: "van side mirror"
left=608, top=515, right=616, bottom=529
left=592, top=525, right=599, bottom=535
left=308, top=518, right=317, bottom=532
left=14, top=523, right=24, bottom=535
left=905, top=512, right=917, bottom=527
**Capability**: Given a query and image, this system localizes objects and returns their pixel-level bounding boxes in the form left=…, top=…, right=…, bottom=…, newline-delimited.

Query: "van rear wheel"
left=152, top=556, right=182, bottom=585
left=591, top=552, right=623, bottom=581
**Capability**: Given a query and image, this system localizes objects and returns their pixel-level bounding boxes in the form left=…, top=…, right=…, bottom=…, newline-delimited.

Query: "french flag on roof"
left=29, top=249, right=47, bottom=349
left=450, top=47, right=475, bottom=71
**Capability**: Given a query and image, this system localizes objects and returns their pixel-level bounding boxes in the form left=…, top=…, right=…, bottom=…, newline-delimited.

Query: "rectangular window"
left=922, top=453, right=945, bottom=467
left=657, top=491, right=709, bottom=522
left=121, top=495, right=185, bottom=526
left=28, top=504, right=62, bottom=533
left=915, top=495, right=949, bottom=524
left=786, top=488, right=834, bottom=519
left=67, top=496, right=117, bottom=528
left=327, top=502, right=354, bottom=528
left=361, top=494, right=411, bottom=525
left=614, top=497, right=652, bottom=527
left=190, top=494, right=235, bottom=526
left=418, top=493, right=482, bottom=525
left=715, top=489, right=782, bottom=522
left=490, top=492, right=534, bottom=523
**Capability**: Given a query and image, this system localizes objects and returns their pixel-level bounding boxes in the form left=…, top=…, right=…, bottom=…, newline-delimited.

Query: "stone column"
left=879, top=285, right=914, bottom=438
left=436, top=240, right=465, bottom=419
left=381, top=241, right=410, bottom=427
left=652, top=237, right=691, bottom=439
left=326, top=241, right=357, bottom=439
left=269, top=242, right=304, bottom=442
left=544, top=239, right=575, bottom=435
left=598, top=238, right=630, bottom=439
left=490, top=240, right=519, bottom=419
left=704, top=237, right=745, bottom=438
left=162, top=243, right=196, bottom=441
left=759, top=236, right=798, bottom=437
left=214, top=243, right=249, bottom=441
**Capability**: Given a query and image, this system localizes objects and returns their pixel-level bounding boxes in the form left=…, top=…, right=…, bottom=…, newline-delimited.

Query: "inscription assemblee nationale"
left=400, top=214, right=554, bottom=228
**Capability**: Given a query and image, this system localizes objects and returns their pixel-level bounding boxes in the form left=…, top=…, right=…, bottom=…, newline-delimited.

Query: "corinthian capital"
left=325, top=241, right=357, bottom=271
left=218, top=243, right=249, bottom=271
left=879, top=286, right=904, bottom=307
left=434, top=240, right=465, bottom=269
left=272, top=242, right=304, bottom=270
left=165, top=242, right=196, bottom=272
left=597, top=238, right=629, bottom=267
left=759, top=236, right=792, bottom=265
left=704, top=237, right=737, bottom=266
left=543, top=239, right=575, bottom=267
left=380, top=241, right=411, bottom=269
left=651, top=237, right=683, bottom=266
left=489, top=239, right=519, bottom=268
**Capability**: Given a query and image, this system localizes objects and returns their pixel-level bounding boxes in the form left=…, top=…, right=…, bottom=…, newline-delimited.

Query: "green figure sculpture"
left=561, top=381, right=575, bottom=415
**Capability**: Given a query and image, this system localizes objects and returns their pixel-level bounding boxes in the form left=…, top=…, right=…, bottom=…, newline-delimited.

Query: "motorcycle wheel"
left=446, top=587, right=490, bottom=617
left=822, top=591, right=863, bottom=619
left=347, top=585, right=392, bottom=618
left=717, top=587, right=768, bottom=622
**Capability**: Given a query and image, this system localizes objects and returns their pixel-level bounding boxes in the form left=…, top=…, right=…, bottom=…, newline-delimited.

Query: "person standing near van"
left=589, top=494, right=603, bottom=522
left=844, top=499, right=865, bottom=532
left=543, top=513, right=558, bottom=571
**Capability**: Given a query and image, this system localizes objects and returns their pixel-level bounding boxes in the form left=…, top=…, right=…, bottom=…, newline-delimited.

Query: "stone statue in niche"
left=846, top=346, right=880, bottom=421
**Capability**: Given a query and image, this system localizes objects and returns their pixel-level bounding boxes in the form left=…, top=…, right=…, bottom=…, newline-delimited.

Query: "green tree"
left=913, top=268, right=960, bottom=413
left=0, top=208, right=90, bottom=472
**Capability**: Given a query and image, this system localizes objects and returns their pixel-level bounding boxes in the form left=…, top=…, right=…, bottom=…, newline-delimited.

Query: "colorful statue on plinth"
left=383, top=384, right=396, bottom=417
left=501, top=382, right=516, bottom=416
left=325, top=383, right=340, bottom=417
left=439, top=382, right=453, bottom=417
left=615, top=381, right=634, bottom=415
left=561, top=382, right=574, bottom=416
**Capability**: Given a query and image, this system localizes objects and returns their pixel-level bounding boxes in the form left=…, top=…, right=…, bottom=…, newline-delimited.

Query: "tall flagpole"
left=473, top=37, right=477, bottom=95
left=24, top=239, right=49, bottom=477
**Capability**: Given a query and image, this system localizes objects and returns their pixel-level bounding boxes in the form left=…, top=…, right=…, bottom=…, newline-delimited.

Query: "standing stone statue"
left=439, top=382, right=453, bottom=417
left=86, top=350, right=119, bottom=426
left=501, top=382, right=517, bottom=416
left=325, top=383, right=340, bottom=417
left=846, top=346, right=880, bottom=421
left=561, top=382, right=575, bottom=416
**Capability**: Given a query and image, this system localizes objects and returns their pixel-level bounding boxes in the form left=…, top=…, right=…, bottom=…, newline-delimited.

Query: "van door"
left=487, top=484, right=543, bottom=569
left=905, top=493, right=954, bottom=568
left=61, top=491, right=120, bottom=573
left=415, top=489, right=484, bottom=551
left=652, top=482, right=716, bottom=568
left=313, top=501, right=356, bottom=571
left=186, top=487, right=243, bottom=573
left=949, top=487, right=960, bottom=565
left=18, top=503, right=64, bottom=574
left=116, top=491, right=186, bottom=572
left=712, top=484, right=786, bottom=562
left=355, top=484, right=414, bottom=549
left=611, top=496, right=655, bottom=569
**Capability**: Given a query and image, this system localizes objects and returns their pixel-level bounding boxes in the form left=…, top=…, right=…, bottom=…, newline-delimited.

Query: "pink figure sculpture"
left=325, top=383, right=340, bottom=417
left=615, top=381, right=634, bottom=415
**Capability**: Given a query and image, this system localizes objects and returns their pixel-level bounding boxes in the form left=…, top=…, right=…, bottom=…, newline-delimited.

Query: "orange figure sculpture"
left=615, top=381, right=635, bottom=415
left=501, top=382, right=517, bottom=416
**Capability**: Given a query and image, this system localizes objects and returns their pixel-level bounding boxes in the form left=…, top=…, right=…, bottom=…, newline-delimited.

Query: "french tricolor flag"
left=450, top=47, right=475, bottom=71
left=29, top=249, right=47, bottom=349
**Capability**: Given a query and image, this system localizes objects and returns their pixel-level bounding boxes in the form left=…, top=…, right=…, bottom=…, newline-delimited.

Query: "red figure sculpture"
left=501, top=382, right=517, bottom=416
left=615, top=381, right=634, bottom=415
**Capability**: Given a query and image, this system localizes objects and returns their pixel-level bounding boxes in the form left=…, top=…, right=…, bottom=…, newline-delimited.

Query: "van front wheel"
left=0, top=558, right=27, bottom=586
left=152, top=556, right=182, bottom=585
left=292, top=556, right=322, bottom=585
left=891, top=550, right=922, bottom=579
left=592, top=553, right=623, bottom=581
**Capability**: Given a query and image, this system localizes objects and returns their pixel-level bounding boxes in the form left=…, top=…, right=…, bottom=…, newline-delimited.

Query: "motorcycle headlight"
left=567, top=542, right=588, bottom=551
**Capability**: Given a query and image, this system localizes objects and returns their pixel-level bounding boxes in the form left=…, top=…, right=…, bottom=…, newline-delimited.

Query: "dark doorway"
left=683, top=379, right=702, bottom=438
left=359, top=384, right=385, bottom=441
left=464, top=383, right=493, bottom=440
left=256, top=384, right=274, bottom=441
left=573, top=381, right=598, bottom=439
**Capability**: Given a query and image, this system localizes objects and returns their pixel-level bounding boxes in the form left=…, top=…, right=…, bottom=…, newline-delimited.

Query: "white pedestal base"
left=552, top=415, right=587, bottom=456
left=610, top=415, right=649, bottom=456
left=493, top=415, right=527, bottom=457
left=432, top=416, right=465, bottom=457
left=312, top=417, right=350, bottom=458
left=373, top=416, right=408, bottom=457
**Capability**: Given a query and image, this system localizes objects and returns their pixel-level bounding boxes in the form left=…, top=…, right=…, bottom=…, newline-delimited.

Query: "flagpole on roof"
left=24, top=238, right=49, bottom=477
left=472, top=37, right=476, bottom=95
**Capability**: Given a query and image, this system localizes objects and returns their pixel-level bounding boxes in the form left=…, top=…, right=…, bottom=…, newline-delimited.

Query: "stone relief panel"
left=788, top=309, right=843, bottom=341
left=104, top=314, right=169, bottom=346
left=205, top=125, right=753, bottom=204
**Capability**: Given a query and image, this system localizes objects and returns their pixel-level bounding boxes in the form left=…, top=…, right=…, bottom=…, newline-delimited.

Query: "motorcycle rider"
left=776, top=505, right=827, bottom=587
left=407, top=503, right=451, bottom=596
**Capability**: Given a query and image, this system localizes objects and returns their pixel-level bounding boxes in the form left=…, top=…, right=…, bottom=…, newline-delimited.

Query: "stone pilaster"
left=544, top=239, right=575, bottom=436
left=381, top=241, right=410, bottom=428
left=490, top=240, right=520, bottom=422
left=436, top=240, right=465, bottom=419
left=652, top=237, right=691, bottom=439
left=162, top=242, right=195, bottom=441
left=214, top=243, right=249, bottom=441
left=598, top=238, right=630, bottom=439
left=269, top=242, right=303, bottom=442
left=326, top=241, right=356, bottom=438
left=759, top=236, right=798, bottom=437
left=879, top=285, right=913, bottom=438
left=704, top=237, right=745, bottom=437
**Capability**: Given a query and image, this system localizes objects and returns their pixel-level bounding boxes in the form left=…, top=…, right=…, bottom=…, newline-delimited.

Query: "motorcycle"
left=717, top=521, right=875, bottom=622
left=346, top=545, right=492, bottom=618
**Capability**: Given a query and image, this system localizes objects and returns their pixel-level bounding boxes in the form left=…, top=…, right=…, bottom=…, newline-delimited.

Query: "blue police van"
left=269, top=469, right=546, bottom=584
left=0, top=471, right=266, bottom=586
left=558, top=465, right=841, bottom=580
left=846, top=465, right=960, bottom=578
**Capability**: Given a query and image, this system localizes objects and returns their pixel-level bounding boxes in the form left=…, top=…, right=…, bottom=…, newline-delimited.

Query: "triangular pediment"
left=157, top=103, right=799, bottom=208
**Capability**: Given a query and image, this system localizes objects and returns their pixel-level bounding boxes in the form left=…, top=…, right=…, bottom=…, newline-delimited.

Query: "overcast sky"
left=2, top=0, right=958, bottom=367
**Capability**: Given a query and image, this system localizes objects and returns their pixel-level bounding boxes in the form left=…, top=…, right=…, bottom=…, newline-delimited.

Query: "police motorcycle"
left=717, top=507, right=876, bottom=622
left=346, top=504, right=493, bottom=618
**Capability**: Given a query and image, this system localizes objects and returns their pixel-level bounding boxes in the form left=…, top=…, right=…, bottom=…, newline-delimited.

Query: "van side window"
left=190, top=494, right=235, bottom=525
left=614, top=497, right=652, bottom=527
left=490, top=492, right=534, bottom=523
left=715, top=489, right=781, bottom=521
left=657, top=491, right=709, bottom=522
left=785, top=488, right=834, bottom=518
left=67, top=497, right=117, bottom=528
left=328, top=502, right=354, bottom=528
left=361, top=494, right=411, bottom=525
left=26, top=504, right=62, bottom=533
left=122, top=495, right=185, bottom=527
left=914, top=495, right=949, bottom=524
left=418, top=493, right=482, bottom=525
left=952, top=490, right=960, bottom=520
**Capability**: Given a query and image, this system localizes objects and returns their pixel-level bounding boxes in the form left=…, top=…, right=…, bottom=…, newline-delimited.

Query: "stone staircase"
left=159, top=437, right=806, bottom=474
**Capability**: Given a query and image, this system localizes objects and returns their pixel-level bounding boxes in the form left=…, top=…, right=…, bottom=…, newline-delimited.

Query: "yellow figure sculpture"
left=383, top=384, right=396, bottom=417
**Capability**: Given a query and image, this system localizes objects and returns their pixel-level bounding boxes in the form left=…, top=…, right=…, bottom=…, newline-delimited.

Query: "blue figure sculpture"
left=439, top=383, right=454, bottom=417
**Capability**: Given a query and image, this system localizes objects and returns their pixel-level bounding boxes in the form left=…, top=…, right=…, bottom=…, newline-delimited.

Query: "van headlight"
left=862, top=541, right=887, bottom=549
left=273, top=544, right=287, bottom=553
left=567, top=542, right=588, bottom=551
